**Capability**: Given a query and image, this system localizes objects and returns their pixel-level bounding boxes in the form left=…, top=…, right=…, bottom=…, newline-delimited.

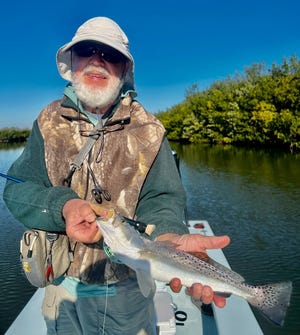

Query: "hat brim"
left=60, top=34, right=133, bottom=63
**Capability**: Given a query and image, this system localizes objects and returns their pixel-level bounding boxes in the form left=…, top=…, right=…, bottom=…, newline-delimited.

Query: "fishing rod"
left=0, top=172, right=24, bottom=183
left=0, top=172, right=149, bottom=233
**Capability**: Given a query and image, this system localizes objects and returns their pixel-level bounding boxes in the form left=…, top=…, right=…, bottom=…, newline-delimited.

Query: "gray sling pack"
left=20, top=230, right=72, bottom=287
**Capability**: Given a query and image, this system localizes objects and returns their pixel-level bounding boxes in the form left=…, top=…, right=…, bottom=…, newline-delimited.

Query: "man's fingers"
left=170, top=279, right=227, bottom=308
left=201, top=235, right=231, bottom=250
left=78, top=203, right=96, bottom=222
left=169, top=278, right=182, bottom=293
left=213, top=294, right=227, bottom=308
left=200, top=285, right=214, bottom=304
left=186, top=284, right=214, bottom=305
left=186, top=283, right=202, bottom=300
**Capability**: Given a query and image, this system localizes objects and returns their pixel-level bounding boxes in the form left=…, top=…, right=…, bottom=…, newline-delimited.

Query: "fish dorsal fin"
left=188, top=251, right=245, bottom=283
left=135, top=269, right=156, bottom=297
left=156, top=240, right=180, bottom=249
left=187, top=251, right=210, bottom=262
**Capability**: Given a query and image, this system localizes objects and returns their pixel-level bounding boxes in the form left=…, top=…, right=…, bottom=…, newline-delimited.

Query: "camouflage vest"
left=38, top=94, right=165, bottom=284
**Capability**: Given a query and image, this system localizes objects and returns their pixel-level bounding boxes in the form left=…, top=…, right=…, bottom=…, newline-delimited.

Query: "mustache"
left=82, top=65, right=110, bottom=77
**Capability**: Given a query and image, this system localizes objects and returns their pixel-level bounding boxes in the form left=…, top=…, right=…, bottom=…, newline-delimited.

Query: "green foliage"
left=0, top=128, right=30, bottom=143
left=156, top=56, right=300, bottom=152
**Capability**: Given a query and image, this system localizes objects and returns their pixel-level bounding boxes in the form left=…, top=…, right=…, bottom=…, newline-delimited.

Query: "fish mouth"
left=95, top=211, right=127, bottom=240
left=112, top=212, right=125, bottom=227
left=96, top=211, right=121, bottom=231
left=96, top=217, right=112, bottom=230
left=96, top=219, right=114, bottom=243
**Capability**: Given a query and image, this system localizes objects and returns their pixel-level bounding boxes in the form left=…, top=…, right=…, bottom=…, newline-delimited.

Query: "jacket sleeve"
left=135, top=136, right=189, bottom=239
left=3, top=120, right=80, bottom=231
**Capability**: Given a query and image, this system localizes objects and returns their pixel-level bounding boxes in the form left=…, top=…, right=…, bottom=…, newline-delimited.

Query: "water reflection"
left=173, top=143, right=300, bottom=190
left=0, top=142, right=25, bottom=150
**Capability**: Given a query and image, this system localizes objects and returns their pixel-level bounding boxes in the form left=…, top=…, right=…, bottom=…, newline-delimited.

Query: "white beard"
left=72, top=66, right=124, bottom=109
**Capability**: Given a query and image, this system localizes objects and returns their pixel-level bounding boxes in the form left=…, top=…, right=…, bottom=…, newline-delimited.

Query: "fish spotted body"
left=96, top=212, right=292, bottom=326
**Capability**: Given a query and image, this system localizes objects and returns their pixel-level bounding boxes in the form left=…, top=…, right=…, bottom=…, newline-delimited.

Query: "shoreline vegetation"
left=0, top=128, right=30, bottom=144
left=156, top=56, right=300, bottom=153
left=1, top=56, right=299, bottom=153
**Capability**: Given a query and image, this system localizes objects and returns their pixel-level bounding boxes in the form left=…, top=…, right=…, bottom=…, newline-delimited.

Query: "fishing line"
left=101, top=279, right=109, bottom=335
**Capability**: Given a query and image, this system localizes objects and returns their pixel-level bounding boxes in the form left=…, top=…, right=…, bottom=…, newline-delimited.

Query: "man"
left=4, top=17, right=229, bottom=334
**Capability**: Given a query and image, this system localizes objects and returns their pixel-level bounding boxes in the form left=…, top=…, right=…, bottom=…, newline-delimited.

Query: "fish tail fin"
left=248, top=281, right=292, bottom=326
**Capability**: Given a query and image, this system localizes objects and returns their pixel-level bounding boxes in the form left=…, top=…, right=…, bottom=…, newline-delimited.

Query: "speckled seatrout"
left=96, top=212, right=292, bottom=326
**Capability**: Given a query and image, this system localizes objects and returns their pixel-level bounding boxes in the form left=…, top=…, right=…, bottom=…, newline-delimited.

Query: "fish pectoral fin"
left=214, top=291, right=232, bottom=298
left=136, top=269, right=156, bottom=297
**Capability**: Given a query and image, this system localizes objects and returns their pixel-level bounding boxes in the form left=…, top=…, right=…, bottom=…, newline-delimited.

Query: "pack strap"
left=63, top=118, right=104, bottom=187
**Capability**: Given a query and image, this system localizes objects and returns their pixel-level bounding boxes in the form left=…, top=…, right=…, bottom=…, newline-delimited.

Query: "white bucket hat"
left=56, top=17, right=135, bottom=93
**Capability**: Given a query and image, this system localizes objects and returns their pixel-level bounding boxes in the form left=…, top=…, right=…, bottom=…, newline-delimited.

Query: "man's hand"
left=62, top=199, right=105, bottom=243
left=156, top=233, right=230, bottom=308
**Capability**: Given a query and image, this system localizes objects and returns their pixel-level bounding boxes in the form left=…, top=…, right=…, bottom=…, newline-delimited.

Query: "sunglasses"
left=72, top=42, right=126, bottom=64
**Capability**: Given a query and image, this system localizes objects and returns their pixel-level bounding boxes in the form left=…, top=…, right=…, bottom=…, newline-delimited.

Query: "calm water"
left=0, top=144, right=300, bottom=334
left=0, top=145, right=36, bottom=335
left=172, top=143, right=300, bottom=335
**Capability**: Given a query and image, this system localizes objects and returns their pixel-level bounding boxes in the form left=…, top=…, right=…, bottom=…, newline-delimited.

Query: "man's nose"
left=89, top=52, right=105, bottom=64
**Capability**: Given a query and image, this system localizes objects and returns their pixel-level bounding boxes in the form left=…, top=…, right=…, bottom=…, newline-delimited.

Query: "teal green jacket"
left=3, top=110, right=188, bottom=240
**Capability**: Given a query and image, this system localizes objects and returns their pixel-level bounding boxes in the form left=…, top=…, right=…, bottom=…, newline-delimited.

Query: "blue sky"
left=0, top=0, right=299, bottom=128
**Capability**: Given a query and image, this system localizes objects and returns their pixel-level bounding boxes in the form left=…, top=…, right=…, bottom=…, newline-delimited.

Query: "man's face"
left=71, top=41, right=128, bottom=109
